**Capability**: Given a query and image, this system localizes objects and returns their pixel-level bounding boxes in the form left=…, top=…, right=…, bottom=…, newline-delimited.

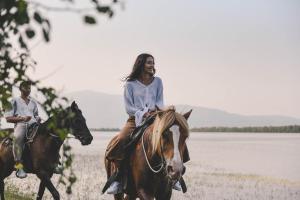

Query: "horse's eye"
left=163, top=131, right=170, bottom=139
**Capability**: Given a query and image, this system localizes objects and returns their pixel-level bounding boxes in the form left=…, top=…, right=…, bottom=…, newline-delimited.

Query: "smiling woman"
left=103, top=53, right=165, bottom=195
left=104, top=106, right=192, bottom=200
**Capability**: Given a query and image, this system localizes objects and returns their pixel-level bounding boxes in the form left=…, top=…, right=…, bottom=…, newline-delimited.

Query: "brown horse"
left=0, top=101, right=93, bottom=200
left=105, top=106, right=192, bottom=200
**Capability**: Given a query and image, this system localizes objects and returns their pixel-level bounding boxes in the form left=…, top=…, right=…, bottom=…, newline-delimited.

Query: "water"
left=70, top=132, right=300, bottom=182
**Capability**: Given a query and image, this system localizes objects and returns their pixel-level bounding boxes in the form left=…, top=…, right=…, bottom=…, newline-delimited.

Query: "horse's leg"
left=155, top=180, right=172, bottom=200
left=0, top=179, right=5, bottom=200
left=36, top=172, right=60, bottom=200
left=137, top=189, right=154, bottom=200
left=36, top=180, right=46, bottom=200
left=124, top=194, right=136, bottom=200
left=156, top=191, right=172, bottom=200
left=114, top=193, right=124, bottom=200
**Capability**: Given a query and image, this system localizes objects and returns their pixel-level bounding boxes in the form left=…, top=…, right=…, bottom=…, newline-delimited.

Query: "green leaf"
left=33, top=12, right=43, bottom=24
left=66, top=186, right=72, bottom=194
left=25, top=28, right=35, bottom=39
left=84, top=16, right=96, bottom=24
left=44, top=19, right=51, bottom=29
left=18, top=35, right=27, bottom=49
left=42, top=28, right=50, bottom=42
left=108, top=10, right=114, bottom=18
left=96, top=6, right=110, bottom=13
left=13, top=28, right=19, bottom=35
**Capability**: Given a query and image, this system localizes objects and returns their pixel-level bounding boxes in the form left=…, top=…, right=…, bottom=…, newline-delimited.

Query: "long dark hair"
left=124, top=53, right=155, bottom=81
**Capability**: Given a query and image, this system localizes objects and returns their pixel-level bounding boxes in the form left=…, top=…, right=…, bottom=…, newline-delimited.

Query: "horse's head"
left=68, top=101, right=93, bottom=145
left=151, top=106, right=192, bottom=181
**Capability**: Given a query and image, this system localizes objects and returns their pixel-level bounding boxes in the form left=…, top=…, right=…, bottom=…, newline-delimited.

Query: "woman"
left=106, top=53, right=184, bottom=194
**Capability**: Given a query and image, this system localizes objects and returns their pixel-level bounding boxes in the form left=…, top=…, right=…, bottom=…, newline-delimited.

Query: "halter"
left=141, top=129, right=166, bottom=173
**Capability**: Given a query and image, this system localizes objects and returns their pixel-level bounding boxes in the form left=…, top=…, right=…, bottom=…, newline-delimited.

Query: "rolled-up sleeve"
left=4, top=99, right=16, bottom=118
left=124, top=82, right=148, bottom=126
left=156, top=78, right=164, bottom=109
left=124, top=83, right=138, bottom=116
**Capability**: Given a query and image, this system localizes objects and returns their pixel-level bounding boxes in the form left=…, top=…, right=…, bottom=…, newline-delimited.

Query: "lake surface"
left=70, top=132, right=300, bottom=182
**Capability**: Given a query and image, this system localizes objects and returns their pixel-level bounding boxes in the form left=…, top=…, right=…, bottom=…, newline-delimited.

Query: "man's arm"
left=4, top=98, right=31, bottom=123
left=6, top=116, right=31, bottom=123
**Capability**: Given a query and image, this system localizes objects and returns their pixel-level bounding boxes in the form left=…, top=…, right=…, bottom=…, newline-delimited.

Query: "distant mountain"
left=67, top=90, right=300, bottom=128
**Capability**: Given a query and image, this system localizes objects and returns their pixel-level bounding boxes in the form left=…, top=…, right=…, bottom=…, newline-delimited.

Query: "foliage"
left=0, top=0, right=119, bottom=195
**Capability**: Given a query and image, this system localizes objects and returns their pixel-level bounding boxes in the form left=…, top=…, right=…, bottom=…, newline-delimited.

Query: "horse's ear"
left=183, top=109, right=192, bottom=120
left=71, top=101, right=78, bottom=110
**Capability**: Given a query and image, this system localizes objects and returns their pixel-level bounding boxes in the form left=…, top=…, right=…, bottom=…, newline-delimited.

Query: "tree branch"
left=28, top=1, right=94, bottom=13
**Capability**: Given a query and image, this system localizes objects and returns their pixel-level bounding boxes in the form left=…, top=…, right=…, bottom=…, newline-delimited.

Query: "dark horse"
left=0, top=101, right=93, bottom=200
left=105, top=106, right=192, bottom=200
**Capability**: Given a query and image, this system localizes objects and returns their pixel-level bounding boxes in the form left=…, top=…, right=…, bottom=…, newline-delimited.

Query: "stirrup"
left=106, top=181, right=122, bottom=194
left=172, top=181, right=182, bottom=191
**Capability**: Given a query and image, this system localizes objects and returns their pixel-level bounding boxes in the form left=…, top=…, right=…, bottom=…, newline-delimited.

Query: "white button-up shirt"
left=124, top=76, right=164, bottom=126
left=4, top=97, right=39, bottom=125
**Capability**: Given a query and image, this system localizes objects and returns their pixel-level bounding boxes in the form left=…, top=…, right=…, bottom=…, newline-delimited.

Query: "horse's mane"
left=151, top=106, right=189, bottom=156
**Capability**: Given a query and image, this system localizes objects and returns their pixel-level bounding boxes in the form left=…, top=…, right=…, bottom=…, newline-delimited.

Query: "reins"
left=141, top=128, right=166, bottom=174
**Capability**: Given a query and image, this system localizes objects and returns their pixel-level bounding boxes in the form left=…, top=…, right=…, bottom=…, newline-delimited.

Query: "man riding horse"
left=4, top=81, right=41, bottom=178
left=105, top=53, right=190, bottom=195
left=1, top=81, right=93, bottom=200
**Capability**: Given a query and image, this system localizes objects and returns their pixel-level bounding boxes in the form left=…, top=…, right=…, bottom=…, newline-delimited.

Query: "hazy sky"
left=26, top=0, right=300, bottom=118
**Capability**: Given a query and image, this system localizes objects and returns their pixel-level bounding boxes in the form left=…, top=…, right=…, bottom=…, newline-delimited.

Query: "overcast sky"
left=25, top=0, right=300, bottom=118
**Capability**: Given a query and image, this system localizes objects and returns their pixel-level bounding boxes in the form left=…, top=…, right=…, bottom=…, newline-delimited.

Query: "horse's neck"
left=42, top=113, right=69, bottom=133
left=38, top=118, right=65, bottom=148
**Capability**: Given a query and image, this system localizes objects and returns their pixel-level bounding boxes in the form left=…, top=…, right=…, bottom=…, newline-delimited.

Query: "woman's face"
left=144, top=56, right=155, bottom=76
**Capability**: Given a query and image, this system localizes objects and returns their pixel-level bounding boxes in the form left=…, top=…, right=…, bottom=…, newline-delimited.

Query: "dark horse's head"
left=66, top=101, right=93, bottom=145
left=151, top=106, right=192, bottom=181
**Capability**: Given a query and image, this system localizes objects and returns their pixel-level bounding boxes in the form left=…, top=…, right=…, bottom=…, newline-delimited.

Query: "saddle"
left=0, top=123, right=39, bottom=148
left=124, top=115, right=156, bottom=150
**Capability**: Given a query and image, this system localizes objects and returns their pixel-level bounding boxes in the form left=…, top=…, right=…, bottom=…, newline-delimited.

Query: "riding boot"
left=172, top=181, right=182, bottom=191
left=15, top=162, right=27, bottom=179
left=106, top=160, right=125, bottom=194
